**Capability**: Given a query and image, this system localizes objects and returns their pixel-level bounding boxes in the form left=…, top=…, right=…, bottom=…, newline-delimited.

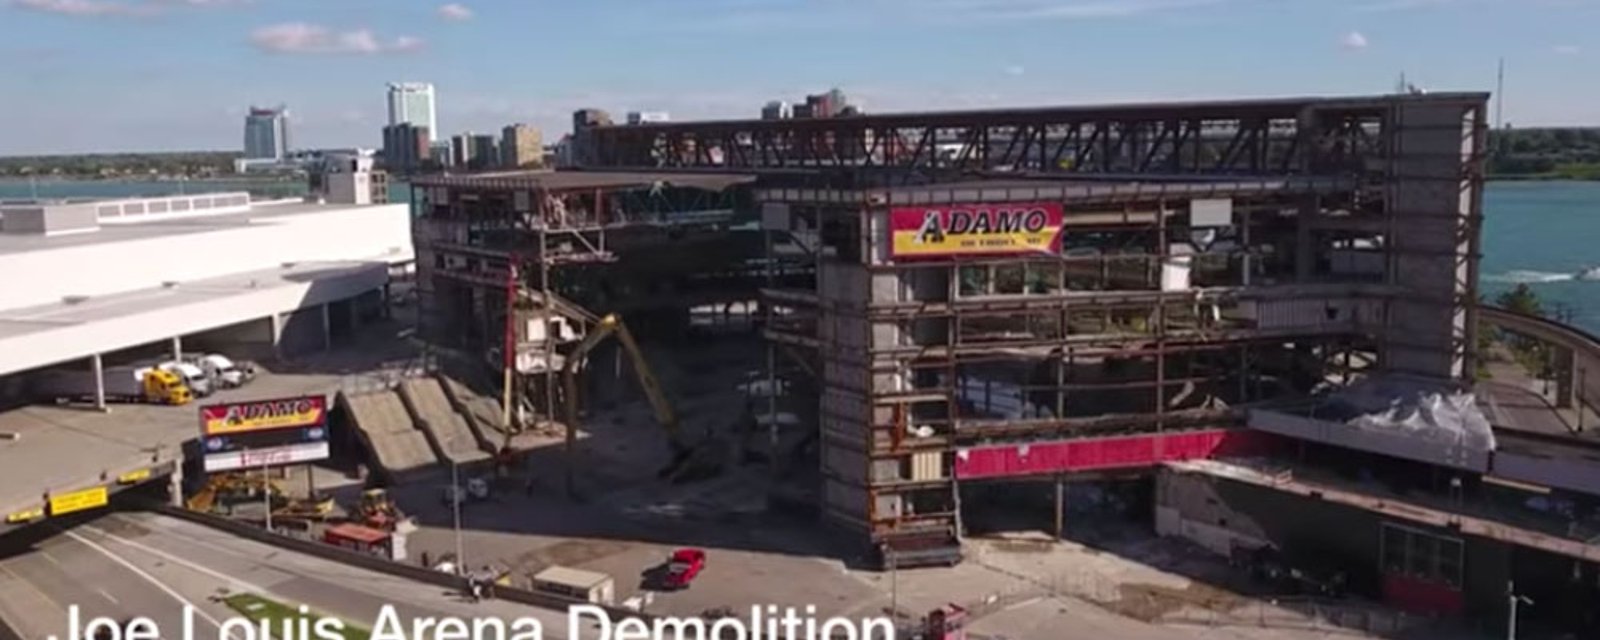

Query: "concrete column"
left=171, top=336, right=183, bottom=361
left=321, top=303, right=333, bottom=351
left=1554, top=347, right=1576, bottom=410
left=1054, top=478, right=1065, bottom=539
left=167, top=461, right=184, bottom=508
left=1294, top=197, right=1316, bottom=282
left=91, top=353, right=106, bottom=412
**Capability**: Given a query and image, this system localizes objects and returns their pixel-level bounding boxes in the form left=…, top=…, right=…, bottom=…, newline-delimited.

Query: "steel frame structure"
left=408, top=175, right=751, bottom=433
left=578, top=94, right=1484, bottom=185
left=746, top=94, right=1488, bottom=561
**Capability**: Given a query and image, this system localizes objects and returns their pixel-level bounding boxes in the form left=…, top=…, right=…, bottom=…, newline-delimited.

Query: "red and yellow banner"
left=889, top=202, right=1064, bottom=259
left=200, top=396, right=327, bottom=436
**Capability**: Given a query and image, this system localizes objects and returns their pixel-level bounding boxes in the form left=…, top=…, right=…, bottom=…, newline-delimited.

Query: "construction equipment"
left=185, top=472, right=283, bottom=513
left=561, top=313, right=721, bottom=483
left=356, top=488, right=406, bottom=530
left=273, top=493, right=337, bottom=521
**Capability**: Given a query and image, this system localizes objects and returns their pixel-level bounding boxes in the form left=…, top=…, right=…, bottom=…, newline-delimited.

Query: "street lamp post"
left=1507, top=580, right=1533, bottom=640
left=451, top=458, right=464, bottom=575
left=262, top=457, right=273, bottom=533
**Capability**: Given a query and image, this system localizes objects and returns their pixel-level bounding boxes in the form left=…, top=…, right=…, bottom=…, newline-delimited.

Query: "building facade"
left=387, top=82, right=438, bottom=135
left=382, top=123, right=432, bottom=174
left=500, top=124, right=543, bottom=169
left=761, top=101, right=792, bottom=120
left=469, top=134, right=499, bottom=169
left=243, top=106, right=290, bottom=161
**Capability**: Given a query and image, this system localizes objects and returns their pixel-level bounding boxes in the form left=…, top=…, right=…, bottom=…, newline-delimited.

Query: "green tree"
left=1495, top=284, right=1545, bottom=317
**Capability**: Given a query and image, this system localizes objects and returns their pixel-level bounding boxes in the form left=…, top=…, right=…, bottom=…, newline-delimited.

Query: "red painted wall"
left=953, top=428, right=1277, bottom=480
left=1381, top=573, right=1465, bottom=616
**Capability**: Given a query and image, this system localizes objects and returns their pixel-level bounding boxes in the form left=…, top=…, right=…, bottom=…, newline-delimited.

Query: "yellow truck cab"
left=142, top=369, right=192, bottom=405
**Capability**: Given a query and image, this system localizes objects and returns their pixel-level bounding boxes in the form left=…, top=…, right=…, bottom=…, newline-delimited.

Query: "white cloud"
left=11, top=0, right=148, bottom=16
left=1340, top=31, right=1369, bottom=50
left=250, top=23, right=425, bottom=55
left=437, top=3, right=472, bottom=21
left=1004, top=65, right=1026, bottom=76
left=10, top=0, right=248, bottom=16
left=1553, top=44, right=1581, bottom=55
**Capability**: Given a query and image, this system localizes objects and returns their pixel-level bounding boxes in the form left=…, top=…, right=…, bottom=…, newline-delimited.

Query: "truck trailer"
left=33, top=366, right=192, bottom=405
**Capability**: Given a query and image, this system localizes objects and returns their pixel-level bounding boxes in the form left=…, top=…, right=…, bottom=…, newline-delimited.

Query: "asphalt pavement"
left=0, top=511, right=589, bottom=639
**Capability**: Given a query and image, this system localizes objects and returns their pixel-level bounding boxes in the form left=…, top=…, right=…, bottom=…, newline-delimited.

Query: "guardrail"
left=143, top=501, right=915, bottom=639
left=3, top=459, right=177, bottom=532
left=1479, top=303, right=1600, bottom=422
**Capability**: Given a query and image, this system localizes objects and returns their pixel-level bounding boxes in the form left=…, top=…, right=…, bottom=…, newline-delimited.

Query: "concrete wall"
left=1155, top=468, right=1518, bottom=622
left=1383, top=101, right=1480, bottom=380
left=0, top=202, right=410, bottom=312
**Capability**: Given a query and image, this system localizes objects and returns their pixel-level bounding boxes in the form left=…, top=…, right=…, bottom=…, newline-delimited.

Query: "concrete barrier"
left=143, top=503, right=656, bottom=626
left=142, top=503, right=883, bottom=639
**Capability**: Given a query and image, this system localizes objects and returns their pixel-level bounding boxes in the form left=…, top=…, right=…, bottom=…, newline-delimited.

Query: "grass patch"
left=222, top=593, right=372, bottom=640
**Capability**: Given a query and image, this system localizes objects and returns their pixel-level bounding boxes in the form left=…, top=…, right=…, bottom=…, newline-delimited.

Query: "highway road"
left=0, top=511, right=589, bottom=640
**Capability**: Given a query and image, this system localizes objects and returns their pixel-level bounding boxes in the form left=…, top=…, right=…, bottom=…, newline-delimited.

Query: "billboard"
left=204, top=442, right=331, bottom=472
left=200, top=396, right=327, bottom=436
left=889, top=202, right=1064, bottom=260
left=889, top=201, right=1062, bottom=259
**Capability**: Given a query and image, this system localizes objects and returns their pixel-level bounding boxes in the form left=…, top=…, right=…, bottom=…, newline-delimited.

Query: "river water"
left=2, top=178, right=1596, bottom=332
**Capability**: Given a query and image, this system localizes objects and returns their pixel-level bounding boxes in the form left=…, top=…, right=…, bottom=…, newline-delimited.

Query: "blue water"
left=1480, top=182, right=1600, bottom=334
left=2, top=178, right=1596, bottom=332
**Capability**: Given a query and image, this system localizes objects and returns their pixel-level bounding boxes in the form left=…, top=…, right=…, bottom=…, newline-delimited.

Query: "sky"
left=1, top=0, right=1596, bottom=155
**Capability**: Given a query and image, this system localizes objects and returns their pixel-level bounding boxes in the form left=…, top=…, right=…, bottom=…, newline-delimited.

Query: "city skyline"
left=2, top=0, right=1598, bottom=155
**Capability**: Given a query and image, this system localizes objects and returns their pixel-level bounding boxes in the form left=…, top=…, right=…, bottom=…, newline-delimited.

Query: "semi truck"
left=183, top=353, right=255, bottom=389
left=33, top=365, right=192, bottom=405
left=158, top=361, right=213, bottom=397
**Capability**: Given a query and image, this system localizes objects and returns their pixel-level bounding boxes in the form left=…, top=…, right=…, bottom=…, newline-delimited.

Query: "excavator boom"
left=561, top=314, right=680, bottom=448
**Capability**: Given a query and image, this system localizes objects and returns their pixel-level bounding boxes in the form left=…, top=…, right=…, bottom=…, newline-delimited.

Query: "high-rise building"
left=500, top=124, right=543, bottom=169
left=761, top=101, right=792, bottom=120
left=450, top=134, right=472, bottom=168
left=382, top=123, right=432, bottom=174
left=469, top=134, right=499, bottom=168
left=804, top=89, right=846, bottom=119
left=387, top=82, right=438, bottom=135
left=430, top=141, right=454, bottom=167
left=243, top=105, right=290, bottom=160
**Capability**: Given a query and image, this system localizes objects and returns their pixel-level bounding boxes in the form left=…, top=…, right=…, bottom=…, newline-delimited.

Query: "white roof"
left=0, top=261, right=387, bottom=376
left=532, top=566, right=613, bottom=589
left=0, top=199, right=386, bottom=257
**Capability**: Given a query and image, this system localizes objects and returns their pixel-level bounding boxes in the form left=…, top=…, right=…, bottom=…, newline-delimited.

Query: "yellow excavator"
left=560, top=313, right=721, bottom=484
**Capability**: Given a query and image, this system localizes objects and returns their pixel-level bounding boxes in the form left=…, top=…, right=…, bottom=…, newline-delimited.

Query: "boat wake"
left=1486, top=267, right=1600, bottom=284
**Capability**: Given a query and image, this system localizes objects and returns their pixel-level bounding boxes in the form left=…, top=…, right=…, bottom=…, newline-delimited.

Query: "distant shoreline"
left=0, top=176, right=298, bottom=184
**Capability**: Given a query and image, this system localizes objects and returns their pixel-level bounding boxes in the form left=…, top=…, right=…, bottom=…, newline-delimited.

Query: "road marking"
left=96, top=588, right=120, bottom=606
left=78, top=523, right=267, bottom=594
left=62, top=530, right=230, bottom=637
left=0, top=564, right=61, bottom=609
left=39, top=551, right=61, bottom=567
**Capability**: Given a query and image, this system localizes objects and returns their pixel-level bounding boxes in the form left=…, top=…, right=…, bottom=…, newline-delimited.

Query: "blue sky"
left=2, top=0, right=1595, bottom=155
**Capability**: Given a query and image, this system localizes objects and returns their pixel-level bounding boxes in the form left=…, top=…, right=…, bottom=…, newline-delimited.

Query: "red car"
left=663, top=548, right=706, bottom=589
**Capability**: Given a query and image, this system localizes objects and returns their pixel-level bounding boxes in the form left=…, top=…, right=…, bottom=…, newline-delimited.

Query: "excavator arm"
left=561, top=314, right=682, bottom=451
